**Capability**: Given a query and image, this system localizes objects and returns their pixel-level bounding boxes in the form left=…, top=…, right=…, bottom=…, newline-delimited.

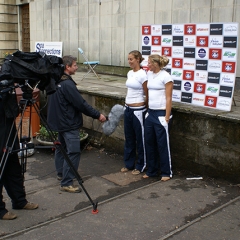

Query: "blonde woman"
left=143, top=55, right=173, bottom=181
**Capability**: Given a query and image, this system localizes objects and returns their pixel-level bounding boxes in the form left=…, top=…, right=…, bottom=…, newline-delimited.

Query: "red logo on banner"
left=162, top=47, right=172, bottom=56
left=142, top=26, right=151, bottom=35
left=205, top=96, right=217, bottom=108
left=184, top=24, right=196, bottom=35
left=142, top=66, right=149, bottom=73
left=194, top=83, right=206, bottom=94
left=183, top=70, right=194, bottom=81
left=172, top=58, right=183, bottom=68
left=209, top=49, right=222, bottom=60
left=222, top=62, right=236, bottom=73
left=196, top=36, right=209, bottom=47
left=152, top=36, right=161, bottom=45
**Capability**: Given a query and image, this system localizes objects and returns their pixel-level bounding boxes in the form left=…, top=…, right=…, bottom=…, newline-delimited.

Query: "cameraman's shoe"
left=60, top=185, right=81, bottom=193
left=1, top=212, right=17, bottom=220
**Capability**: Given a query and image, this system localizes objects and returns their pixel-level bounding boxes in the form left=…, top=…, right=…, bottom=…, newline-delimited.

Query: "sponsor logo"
left=221, top=75, right=234, bottom=85
left=172, top=71, right=182, bottom=77
left=208, top=99, right=214, bottom=105
left=184, top=62, right=195, bottom=67
left=184, top=37, right=195, bottom=45
left=143, top=36, right=150, bottom=45
left=162, top=47, right=171, bottom=56
left=142, top=26, right=151, bottom=34
left=184, top=48, right=195, bottom=58
left=173, top=48, right=183, bottom=55
left=184, top=25, right=196, bottom=35
left=193, top=97, right=204, bottom=102
left=225, top=65, right=232, bottom=71
left=223, top=51, right=236, bottom=58
left=173, top=58, right=183, bottom=68
left=196, top=36, right=208, bottom=47
left=142, top=46, right=151, bottom=55
left=207, top=72, right=220, bottom=84
left=196, top=84, right=204, bottom=93
left=196, top=60, right=208, bottom=70
left=222, top=62, right=235, bottom=73
left=173, top=80, right=181, bottom=90
left=181, top=92, right=192, bottom=103
left=205, top=96, right=217, bottom=107
left=198, top=48, right=206, bottom=58
left=209, top=49, right=222, bottom=60
left=218, top=100, right=230, bottom=106
left=223, top=37, right=237, bottom=48
left=219, top=86, right=233, bottom=98
left=184, top=82, right=192, bottom=91
left=162, top=25, right=172, bottom=35
left=197, top=28, right=209, bottom=32
left=209, top=62, right=221, bottom=69
left=172, top=92, right=181, bottom=100
left=173, top=26, right=183, bottom=34
left=185, top=73, right=191, bottom=79
left=187, top=26, right=193, bottom=34
left=211, top=51, right=218, bottom=58
left=210, top=38, right=222, bottom=46
left=207, top=86, right=218, bottom=93
left=225, top=25, right=237, bottom=33
left=173, top=36, right=183, bottom=46
left=195, top=72, right=207, bottom=81
left=152, top=36, right=161, bottom=45
left=162, top=38, right=171, bottom=43
left=210, top=24, right=223, bottom=35
left=151, top=49, right=161, bottom=53
left=152, top=25, right=161, bottom=34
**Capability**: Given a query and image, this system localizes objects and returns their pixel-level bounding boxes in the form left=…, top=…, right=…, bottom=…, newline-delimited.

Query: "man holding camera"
left=47, top=55, right=106, bottom=193
left=0, top=90, right=38, bottom=220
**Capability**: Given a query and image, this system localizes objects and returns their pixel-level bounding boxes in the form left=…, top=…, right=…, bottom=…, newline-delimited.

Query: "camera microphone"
left=102, top=104, right=125, bottom=136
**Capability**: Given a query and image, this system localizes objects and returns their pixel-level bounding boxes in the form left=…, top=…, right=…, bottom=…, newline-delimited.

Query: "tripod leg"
left=33, top=103, right=99, bottom=213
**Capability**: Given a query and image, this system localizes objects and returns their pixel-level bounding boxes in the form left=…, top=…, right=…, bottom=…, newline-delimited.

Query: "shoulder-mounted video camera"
left=0, top=50, right=64, bottom=95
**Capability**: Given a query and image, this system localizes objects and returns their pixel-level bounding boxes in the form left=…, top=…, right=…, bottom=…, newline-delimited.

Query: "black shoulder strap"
left=9, top=55, right=53, bottom=75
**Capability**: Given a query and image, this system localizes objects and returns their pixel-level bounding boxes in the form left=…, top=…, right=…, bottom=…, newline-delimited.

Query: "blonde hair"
left=148, top=54, right=169, bottom=69
left=129, top=50, right=145, bottom=63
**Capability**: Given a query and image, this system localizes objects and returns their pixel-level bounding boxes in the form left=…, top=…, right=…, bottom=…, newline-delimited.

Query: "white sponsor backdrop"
left=141, top=23, right=238, bottom=111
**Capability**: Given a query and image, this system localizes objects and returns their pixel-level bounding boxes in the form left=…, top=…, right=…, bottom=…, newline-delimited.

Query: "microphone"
left=102, top=104, right=125, bottom=136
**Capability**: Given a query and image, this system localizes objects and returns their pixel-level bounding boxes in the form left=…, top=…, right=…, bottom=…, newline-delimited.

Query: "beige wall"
left=0, top=0, right=18, bottom=62
left=28, top=0, right=240, bottom=76
left=1, top=0, right=240, bottom=77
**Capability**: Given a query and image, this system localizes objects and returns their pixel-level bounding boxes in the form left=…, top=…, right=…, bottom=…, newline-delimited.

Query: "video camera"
left=0, top=50, right=64, bottom=95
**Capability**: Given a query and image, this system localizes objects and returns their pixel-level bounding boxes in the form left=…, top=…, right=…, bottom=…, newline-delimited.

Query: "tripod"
left=0, top=84, right=99, bottom=213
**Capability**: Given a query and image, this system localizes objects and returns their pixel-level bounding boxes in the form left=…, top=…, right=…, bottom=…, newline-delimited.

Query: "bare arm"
left=142, top=81, right=148, bottom=108
left=165, top=81, right=173, bottom=122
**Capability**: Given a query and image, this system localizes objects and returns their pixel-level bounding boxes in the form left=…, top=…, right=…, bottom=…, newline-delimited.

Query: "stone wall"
left=28, top=0, right=240, bottom=77
left=0, top=0, right=18, bottom=63
left=80, top=91, right=240, bottom=183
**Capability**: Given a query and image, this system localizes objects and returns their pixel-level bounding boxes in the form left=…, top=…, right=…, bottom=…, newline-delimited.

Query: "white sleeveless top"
left=147, top=70, right=173, bottom=109
left=125, top=69, right=147, bottom=104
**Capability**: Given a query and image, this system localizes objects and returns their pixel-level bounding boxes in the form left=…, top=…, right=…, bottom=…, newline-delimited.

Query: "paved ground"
left=1, top=72, right=240, bottom=240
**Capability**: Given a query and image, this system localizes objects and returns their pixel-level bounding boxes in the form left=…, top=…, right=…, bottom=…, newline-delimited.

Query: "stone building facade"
left=0, top=0, right=240, bottom=76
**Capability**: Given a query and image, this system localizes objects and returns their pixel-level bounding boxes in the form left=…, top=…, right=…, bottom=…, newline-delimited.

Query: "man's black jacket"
left=47, top=74, right=100, bottom=132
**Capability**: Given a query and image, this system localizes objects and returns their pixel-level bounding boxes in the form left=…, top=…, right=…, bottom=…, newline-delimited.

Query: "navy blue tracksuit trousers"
left=144, top=109, right=172, bottom=177
left=124, top=105, right=146, bottom=172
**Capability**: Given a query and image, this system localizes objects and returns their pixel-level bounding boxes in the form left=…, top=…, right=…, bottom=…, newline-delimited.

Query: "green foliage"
left=37, top=126, right=87, bottom=142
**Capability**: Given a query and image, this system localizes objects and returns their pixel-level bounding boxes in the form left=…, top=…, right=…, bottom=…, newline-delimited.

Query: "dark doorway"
left=21, top=4, right=30, bottom=52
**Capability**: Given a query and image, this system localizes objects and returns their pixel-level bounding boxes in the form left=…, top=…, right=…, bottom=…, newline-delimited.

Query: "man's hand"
left=98, top=114, right=106, bottom=123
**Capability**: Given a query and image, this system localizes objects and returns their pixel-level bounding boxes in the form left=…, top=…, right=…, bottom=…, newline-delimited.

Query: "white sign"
left=35, top=42, right=62, bottom=57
